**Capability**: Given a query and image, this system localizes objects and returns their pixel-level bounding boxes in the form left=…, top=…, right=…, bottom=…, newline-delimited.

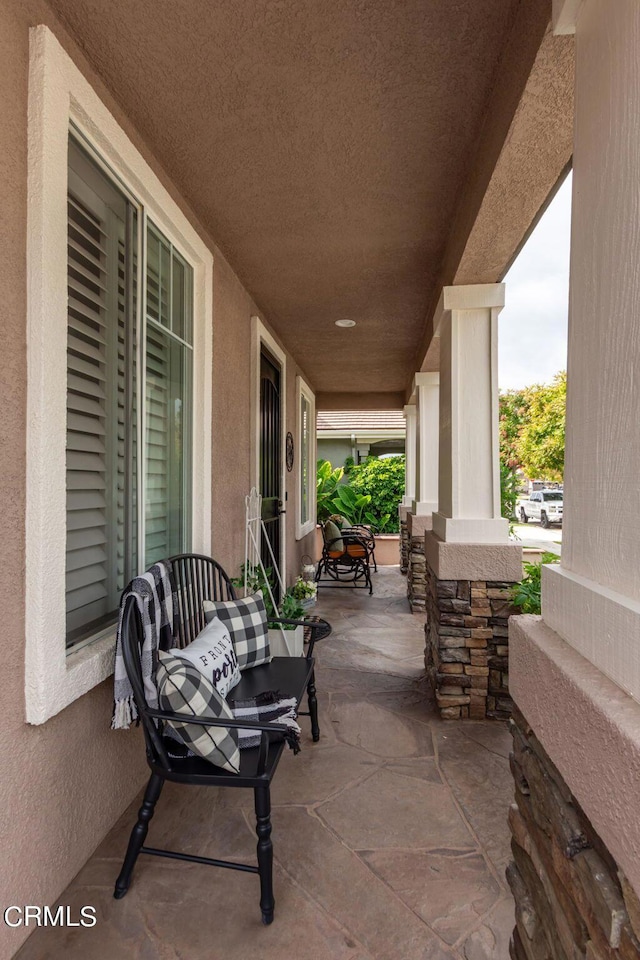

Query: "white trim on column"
left=402, top=403, right=417, bottom=507
left=412, top=372, right=439, bottom=516
left=296, top=375, right=316, bottom=539
left=552, top=0, right=583, bottom=34
left=250, top=316, right=287, bottom=584
left=25, top=26, right=213, bottom=724
left=543, top=565, right=640, bottom=705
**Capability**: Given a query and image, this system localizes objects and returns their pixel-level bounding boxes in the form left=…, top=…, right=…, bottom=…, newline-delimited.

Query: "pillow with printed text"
left=171, top=616, right=241, bottom=698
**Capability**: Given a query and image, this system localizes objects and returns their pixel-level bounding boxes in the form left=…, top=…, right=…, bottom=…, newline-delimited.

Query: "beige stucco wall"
left=0, top=3, right=313, bottom=956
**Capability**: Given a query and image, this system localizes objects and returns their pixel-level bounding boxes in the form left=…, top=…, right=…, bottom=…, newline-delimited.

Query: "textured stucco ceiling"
left=47, top=0, right=564, bottom=394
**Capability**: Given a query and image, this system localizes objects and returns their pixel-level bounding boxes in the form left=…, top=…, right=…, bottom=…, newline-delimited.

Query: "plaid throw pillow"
left=155, top=650, right=240, bottom=774
left=203, top=592, right=271, bottom=671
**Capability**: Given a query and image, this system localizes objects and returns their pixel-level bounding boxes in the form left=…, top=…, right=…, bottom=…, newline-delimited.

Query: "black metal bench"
left=113, top=553, right=329, bottom=925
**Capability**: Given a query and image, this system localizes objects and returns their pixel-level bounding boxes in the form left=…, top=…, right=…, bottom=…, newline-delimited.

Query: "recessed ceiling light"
left=335, top=318, right=356, bottom=328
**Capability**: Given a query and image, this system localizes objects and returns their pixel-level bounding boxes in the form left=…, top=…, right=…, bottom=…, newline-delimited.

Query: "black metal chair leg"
left=307, top=670, right=320, bottom=742
left=254, top=785, right=275, bottom=925
left=114, top=773, right=164, bottom=899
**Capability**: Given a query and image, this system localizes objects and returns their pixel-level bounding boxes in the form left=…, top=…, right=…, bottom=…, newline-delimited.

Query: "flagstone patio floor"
left=16, top=566, right=515, bottom=960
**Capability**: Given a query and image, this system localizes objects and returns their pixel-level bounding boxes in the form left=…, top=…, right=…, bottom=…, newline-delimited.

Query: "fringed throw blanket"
left=112, top=562, right=178, bottom=730
left=229, top=690, right=301, bottom=754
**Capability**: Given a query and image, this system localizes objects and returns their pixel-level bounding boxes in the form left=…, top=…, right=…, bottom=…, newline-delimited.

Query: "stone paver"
left=15, top=567, right=514, bottom=960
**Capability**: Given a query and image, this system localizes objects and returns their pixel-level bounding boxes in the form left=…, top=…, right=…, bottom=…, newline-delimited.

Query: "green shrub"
left=511, top=552, right=560, bottom=615
left=348, top=455, right=405, bottom=533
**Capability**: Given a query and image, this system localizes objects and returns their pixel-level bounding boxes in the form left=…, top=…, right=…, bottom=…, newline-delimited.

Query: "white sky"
left=498, top=172, right=572, bottom=390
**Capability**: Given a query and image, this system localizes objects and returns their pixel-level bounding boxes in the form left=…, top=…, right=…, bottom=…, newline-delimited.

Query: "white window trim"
left=296, top=376, right=316, bottom=539
left=250, top=316, right=287, bottom=586
left=25, top=26, right=213, bottom=724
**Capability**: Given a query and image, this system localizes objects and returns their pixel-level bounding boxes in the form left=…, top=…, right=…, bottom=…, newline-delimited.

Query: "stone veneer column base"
left=424, top=567, right=516, bottom=719
left=407, top=536, right=426, bottom=612
left=406, top=513, right=434, bottom=613
left=423, top=531, right=522, bottom=720
left=508, top=706, right=640, bottom=959
left=400, top=519, right=410, bottom=574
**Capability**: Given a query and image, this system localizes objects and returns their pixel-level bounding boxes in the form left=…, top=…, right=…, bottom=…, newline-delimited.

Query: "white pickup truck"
left=518, top=489, right=563, bottom=528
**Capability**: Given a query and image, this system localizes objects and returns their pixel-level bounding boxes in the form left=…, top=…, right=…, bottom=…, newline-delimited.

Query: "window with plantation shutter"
left=65, top=136, right=193, bottom=649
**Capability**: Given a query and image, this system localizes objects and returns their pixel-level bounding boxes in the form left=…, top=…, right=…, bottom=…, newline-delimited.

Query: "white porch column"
left=412, top=373, right=439, bottom=517
left=402, top=403, right=416, bottom=507
left=432, top=284, right=508, bottom=544
left=539, top=0, right=640, bottom=704
left=509, top=0, right=640, bottom=905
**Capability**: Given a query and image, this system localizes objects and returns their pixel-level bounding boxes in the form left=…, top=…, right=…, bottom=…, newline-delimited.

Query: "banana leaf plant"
left=316, top=459, right=344, bottom=522
left=330, top=483, right=389, bottom=531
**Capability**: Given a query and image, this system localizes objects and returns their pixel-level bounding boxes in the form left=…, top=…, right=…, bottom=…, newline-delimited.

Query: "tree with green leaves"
left=517, top=372, right=566, bottom=481
left=499, top=388, right=530, bottom=469
left=499, top=372, right=566, bottom=481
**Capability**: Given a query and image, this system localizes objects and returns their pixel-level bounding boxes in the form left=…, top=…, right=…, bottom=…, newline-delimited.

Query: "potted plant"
left=270, top=591, right=306, bottom=657
left=290, top=575, right=317, bottom=610
left=232, top=564, right=306, bottom=657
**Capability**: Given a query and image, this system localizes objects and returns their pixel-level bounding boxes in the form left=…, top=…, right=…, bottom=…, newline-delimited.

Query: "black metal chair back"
left=167, top=553, right=237, bottom=648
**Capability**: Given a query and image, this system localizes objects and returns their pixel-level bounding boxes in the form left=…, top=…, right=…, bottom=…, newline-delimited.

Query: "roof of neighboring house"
left=317, top=411, right=406, bottom=433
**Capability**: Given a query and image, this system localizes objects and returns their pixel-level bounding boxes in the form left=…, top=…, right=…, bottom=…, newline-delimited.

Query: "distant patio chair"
left=341, top=523, right=377, bottom=572
left=316, top=520, right=373, bottom=594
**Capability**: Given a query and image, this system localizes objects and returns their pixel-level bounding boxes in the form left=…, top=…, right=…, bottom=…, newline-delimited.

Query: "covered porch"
left=3, top=0, right=640, bottom=958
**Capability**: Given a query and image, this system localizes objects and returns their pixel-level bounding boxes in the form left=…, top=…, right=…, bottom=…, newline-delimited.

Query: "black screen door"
left=260, top=349, right=283, bottom=601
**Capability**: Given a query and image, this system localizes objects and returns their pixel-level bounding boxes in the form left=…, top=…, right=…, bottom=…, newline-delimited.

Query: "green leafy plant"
left=511, top=552, right=560, bottom=615
left=317, top=455, right=403, bottom=532
left=232, top=563, right=305, bottom=629
left=500, top=463, right=520, bottom=538
left=289, top=577, right=317, bottom=601
left=279, top=593, right=306, bottom=622
left=348, top=455, right=405, bottom=533
left=329, top=482, right=381, bottom=529
left=316, top=459, right=344, bottom=523
left=500, top=463, right=519, bottom=522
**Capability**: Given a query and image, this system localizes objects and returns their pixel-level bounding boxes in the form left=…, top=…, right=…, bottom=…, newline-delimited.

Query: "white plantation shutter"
left=65, top=136, right=193, bottom=648
left=65, top=142, right=132, bottom=645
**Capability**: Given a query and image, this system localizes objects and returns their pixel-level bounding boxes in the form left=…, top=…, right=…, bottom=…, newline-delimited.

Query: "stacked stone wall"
left=425, top=566, right=516, bottom=719
left=407, top=536, right=427, bottom=613
left=508, top=708, right=640, bottom=959
left=400, top=516, right=410, bottom=574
